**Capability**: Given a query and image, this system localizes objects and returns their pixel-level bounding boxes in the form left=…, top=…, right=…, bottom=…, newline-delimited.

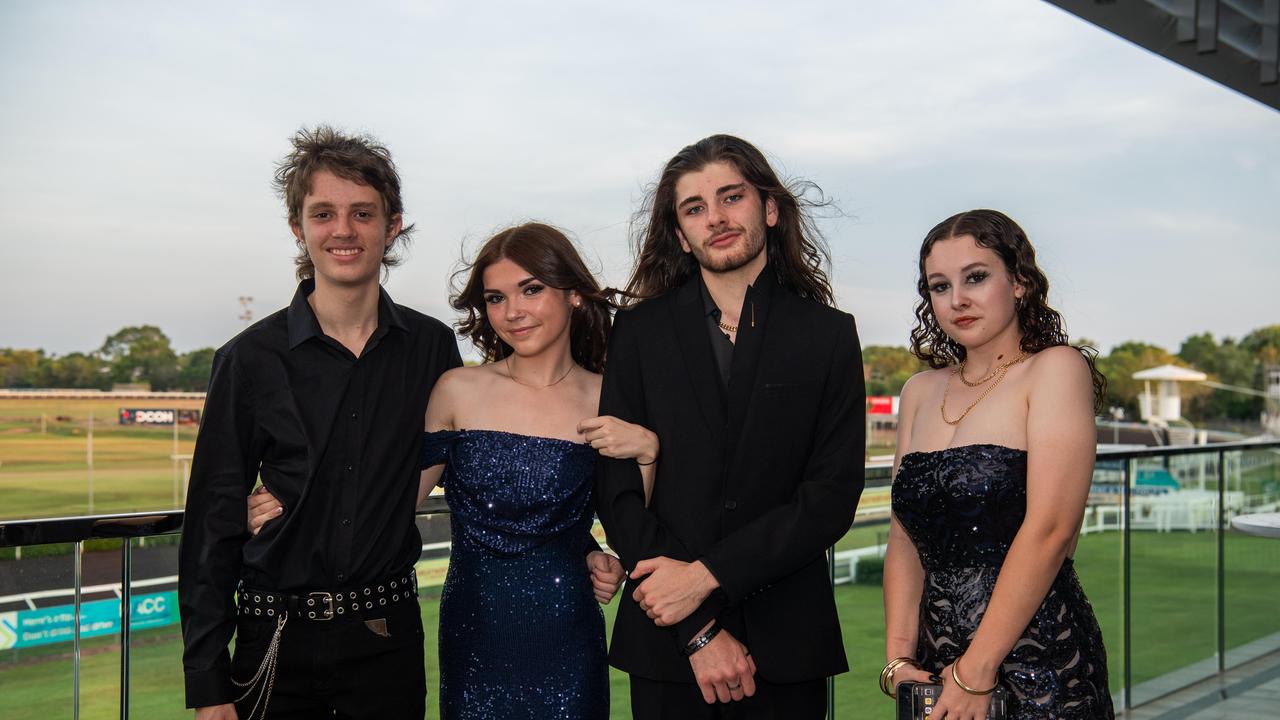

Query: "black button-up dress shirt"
left=178, top=280, right=461, bottom=708
left=699, top=269, right=763, bottom=395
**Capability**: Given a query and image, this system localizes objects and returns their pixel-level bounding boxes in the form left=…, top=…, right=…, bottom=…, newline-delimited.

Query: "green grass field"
left=2, top=398, right=1278, bottom=717
left=2, top=531, right=1277, bottom=720
left=0, top=398, right=202, bottom=519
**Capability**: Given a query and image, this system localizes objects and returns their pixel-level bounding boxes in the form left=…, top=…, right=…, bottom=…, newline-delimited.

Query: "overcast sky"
left=3, top=0, right=1277, bottom=361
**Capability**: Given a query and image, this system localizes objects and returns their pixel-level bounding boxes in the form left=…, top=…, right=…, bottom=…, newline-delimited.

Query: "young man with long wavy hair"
left=596, top=134, right=867, bottom=718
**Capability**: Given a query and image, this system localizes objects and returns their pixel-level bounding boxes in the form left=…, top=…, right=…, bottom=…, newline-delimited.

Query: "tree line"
left=864, top=324, right=1280, bottom=426
left=3, top=324, right=1279, bottom=424
left=0, top=326, right=214, bottom=392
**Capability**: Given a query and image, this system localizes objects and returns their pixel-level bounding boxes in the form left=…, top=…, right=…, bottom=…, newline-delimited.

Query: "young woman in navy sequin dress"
left=249, top=223, right=656, bottom=719
left=882, top=210, right=1114, bottom=720
left=414, top=223, right=659, bottom=719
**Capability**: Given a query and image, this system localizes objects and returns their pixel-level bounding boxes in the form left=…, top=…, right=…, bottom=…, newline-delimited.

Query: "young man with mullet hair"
left=179, top=127, right=461, bottom=719
left=596, top=134, right=866, bottom=718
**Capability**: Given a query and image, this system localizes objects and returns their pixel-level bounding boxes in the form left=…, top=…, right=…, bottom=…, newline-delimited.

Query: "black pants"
left=230, top=600, right=425, bottom=719
left=630, top=675, right=827, bottom=720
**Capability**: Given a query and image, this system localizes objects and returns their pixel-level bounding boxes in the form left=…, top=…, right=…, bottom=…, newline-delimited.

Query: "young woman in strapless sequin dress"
left=882, top=209, right=1114, bottom=720
left=413, top=222, right=664, bottom=719
left=252, top=223, right=657, bottom=719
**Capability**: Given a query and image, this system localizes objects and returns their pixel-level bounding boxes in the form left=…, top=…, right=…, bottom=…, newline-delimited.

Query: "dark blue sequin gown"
left=421, top=430, right=608, bottom=720
left=892, top=444, right=1114, bottom=719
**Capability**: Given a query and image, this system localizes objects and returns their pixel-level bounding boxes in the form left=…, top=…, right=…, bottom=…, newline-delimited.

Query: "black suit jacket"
left=596, top=267, right=866, bottom=683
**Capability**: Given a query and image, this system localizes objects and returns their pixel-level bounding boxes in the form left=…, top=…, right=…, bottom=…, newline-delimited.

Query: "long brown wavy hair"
left=451, top=223, right=614, bottom=373
left=909, top=209, right=1107, bottom=410
left=623, top=134, right=835, bottom=307
left=273, top=125, right=413, bottom=282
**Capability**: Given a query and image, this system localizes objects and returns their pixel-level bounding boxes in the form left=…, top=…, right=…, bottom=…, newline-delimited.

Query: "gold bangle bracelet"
left=879, top=656, right=919, bottom=698
left=951, top=657, right=998, bottom=695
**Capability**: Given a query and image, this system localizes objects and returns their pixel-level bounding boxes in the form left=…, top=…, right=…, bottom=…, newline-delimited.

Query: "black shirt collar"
left=698, top=262, right=776, bottom=319
left=287, top=279, right=409, bottom=350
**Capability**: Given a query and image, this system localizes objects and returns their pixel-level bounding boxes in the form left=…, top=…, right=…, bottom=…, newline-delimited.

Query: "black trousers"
left=630, top=675, right=827, bottom=720
left=230, top=599, right=425, bottom=719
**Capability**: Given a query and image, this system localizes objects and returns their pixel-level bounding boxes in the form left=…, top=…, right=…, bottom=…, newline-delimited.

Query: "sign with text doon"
left=118, top=408, right=201, bottom=425
left=0, top=591, right=178, bottom=650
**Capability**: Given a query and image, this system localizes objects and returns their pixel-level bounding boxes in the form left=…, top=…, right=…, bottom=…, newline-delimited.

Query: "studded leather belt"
left=237, top=569, right=418, bottom=621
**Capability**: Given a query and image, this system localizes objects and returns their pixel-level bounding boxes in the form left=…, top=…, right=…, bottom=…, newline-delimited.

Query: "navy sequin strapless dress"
left=422, top=430, right=608, bottom=720
left=892, top=444, right=1114, bottom=719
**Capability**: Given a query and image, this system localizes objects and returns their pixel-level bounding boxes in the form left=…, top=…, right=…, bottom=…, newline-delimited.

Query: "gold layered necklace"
left=940, top=352, right=1029, bottom=425
left=504, top=355, right=575, bottom=389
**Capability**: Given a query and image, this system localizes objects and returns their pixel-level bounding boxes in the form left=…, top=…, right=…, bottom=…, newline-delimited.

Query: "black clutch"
left=895, top=681, right=1009, bottom=719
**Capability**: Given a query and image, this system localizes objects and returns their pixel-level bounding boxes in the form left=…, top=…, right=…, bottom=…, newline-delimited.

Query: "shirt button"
left=724, top=500, right=738, bottom=510
left=350, top=411, right=358, bottom=420
left=346, top=464, right=354, bottom=472
left=337, top=572, right=346, bottom=582
left=341, top=518, right=351, bottom=527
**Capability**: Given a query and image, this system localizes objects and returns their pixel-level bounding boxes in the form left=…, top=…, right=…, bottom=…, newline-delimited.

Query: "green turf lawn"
left=2, top=530, right=1276, bottom=719
left=1, top=398, right=201, bottom=519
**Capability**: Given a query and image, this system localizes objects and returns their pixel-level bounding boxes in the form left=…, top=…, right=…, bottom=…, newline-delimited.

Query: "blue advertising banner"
left=0, top=590, right=178, bottom=651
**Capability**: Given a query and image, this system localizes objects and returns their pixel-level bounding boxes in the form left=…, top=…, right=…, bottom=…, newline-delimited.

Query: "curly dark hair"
left=273, top=125, right=413, bottom=282
left=450, top=223, right=614, bottom=373
left=909, top=209, right=1107, bottom=410
left=624, top=134, right=835, bottom=307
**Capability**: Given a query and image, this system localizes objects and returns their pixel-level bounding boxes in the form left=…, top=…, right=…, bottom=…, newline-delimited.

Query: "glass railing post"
left=1121, top=457, right=1132, bottom=713
left=1216, top=449, right=1225, bottom=676
left=120, top=539, right=132, bottom=720
left=74, top=540, right=83, bottom=720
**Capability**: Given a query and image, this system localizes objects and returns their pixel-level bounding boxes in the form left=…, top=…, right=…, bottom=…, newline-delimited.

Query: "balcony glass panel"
left=0, top=543, right=78, bottom=719
left=1127, top=452, right=1219, bottom=706
left=1224, top=448, right=1280, bottom=668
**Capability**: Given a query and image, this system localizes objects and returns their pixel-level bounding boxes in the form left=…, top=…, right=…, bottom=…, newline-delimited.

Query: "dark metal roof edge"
left=1044, top=0, right=1280, bottom=112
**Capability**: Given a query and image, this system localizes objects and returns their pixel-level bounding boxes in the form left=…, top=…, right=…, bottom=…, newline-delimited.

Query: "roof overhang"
left=1044, top=0, right=1280, bottom=111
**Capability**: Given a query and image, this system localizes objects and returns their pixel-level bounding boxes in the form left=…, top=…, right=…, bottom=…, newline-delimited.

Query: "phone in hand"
left=895, top=681, right=1009, bottom=719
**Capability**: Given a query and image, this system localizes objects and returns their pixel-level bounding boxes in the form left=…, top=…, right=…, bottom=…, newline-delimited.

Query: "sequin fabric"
left=892, top=444, right=1115, bottom=719
left=422, top=429, right=608, bottom=719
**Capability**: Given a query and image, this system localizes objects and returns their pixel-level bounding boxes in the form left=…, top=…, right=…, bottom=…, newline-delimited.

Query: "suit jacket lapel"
left=671, top=279, right=728, bottom=449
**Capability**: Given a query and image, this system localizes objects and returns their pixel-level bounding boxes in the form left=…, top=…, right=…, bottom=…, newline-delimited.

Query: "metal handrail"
left=0, top=497, right=451, bottom=720
left=0, top=496, right=454, bottom=548
left=1, top=441, right=1278, bottom=719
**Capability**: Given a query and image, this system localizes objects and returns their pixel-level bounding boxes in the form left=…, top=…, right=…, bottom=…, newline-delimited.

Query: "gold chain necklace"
left=504, top=355, right=575, bottom=389
left=940, top=352, right=1029, bottom=425
left=958, top=352, right=1026, bottom=387
left=717, top=319, right=737, bottom=334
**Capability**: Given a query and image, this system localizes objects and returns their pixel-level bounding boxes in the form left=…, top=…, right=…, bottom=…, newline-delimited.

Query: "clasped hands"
left=631, top=557, right=755, bottom=704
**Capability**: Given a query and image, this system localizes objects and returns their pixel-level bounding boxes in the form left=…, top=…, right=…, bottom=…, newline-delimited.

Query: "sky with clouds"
left=2, top=0, right=1277, bottom=361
